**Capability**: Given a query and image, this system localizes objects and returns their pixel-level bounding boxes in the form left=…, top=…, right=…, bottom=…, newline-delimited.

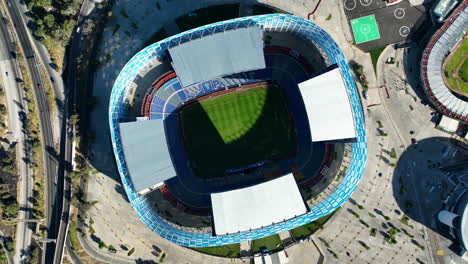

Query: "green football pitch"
left=350, top=15, right=381, bottom=44
left=180, top=84, right=296, bottom=178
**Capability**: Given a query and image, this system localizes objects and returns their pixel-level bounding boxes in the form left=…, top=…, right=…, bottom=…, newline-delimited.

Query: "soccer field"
left=350, top=15, right=381, bottom=44
left=180, top=84, right=296, bottom=178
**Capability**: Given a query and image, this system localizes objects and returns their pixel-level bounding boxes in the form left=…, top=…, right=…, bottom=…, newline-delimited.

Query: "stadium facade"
left=421, top=2, right=468, bottom=123
left=109, top=14, right=367, bottom=247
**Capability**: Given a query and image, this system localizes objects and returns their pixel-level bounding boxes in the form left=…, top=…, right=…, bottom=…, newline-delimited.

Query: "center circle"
left=394, top=8, right=406, bottom=19
left=360, top=24, right=371, bottom=34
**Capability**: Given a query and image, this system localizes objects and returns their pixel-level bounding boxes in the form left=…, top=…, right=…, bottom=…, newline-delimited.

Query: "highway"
left=3, top=0, right=60, bottom=262
left=0, top=8, right=33, bottom=264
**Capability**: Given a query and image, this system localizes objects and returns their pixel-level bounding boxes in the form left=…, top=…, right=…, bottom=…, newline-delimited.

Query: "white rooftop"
left=437, top=115, right=459, bottom=132
left=169, top=27, right=266, bottom=87
left=211, top=174, right=306, bottom=235
left=298, top=67, right=357, bottom=142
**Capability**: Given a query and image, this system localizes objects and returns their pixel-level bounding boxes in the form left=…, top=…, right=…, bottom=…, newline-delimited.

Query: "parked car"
left=37, top=83, right=42, bottom=89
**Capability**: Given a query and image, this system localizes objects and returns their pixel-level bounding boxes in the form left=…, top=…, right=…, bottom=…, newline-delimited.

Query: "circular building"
left=109, top=14, right=367, bottom=247
left=421, top=3, right=468, bottom=122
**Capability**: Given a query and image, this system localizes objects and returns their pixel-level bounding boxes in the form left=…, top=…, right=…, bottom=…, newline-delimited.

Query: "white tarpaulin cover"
left=211, top=174, right=306, bottom=235
left=298, top=67, right=357, bottom=142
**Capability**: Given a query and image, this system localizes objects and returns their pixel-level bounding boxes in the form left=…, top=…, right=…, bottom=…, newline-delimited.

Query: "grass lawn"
left=142, top=28, right=169, bottom=48
left=192, top=243, right=240, bottom=258
left=252, top=234, right=283, bottom=253
left=369, top=46, right=386, bottom=73
left=290, top=209, right=339, bottom=240
left=444, top=38, right=468, bottom=94
left=176, top=4, right=240, bottom=32
left=181, top=84, right=295, bottom=178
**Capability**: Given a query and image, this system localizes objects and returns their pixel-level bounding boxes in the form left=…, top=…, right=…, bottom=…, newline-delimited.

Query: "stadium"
left=109, top=14, right=367, bottom=247
left=421, top=2, right=468, bottom=123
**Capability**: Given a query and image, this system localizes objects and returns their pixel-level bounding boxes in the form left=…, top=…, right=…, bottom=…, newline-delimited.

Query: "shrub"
left=98, top=241, right=107, bottom=249
left=159, top=252, right=167, bottom=262
left=128, top=247, right=135, bottom=256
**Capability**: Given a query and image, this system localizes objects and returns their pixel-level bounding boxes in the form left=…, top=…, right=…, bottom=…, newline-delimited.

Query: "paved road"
left=0, top=9, right=33, bottom=264
left=53, top=0, right=98, bottom=262
left=3, top=1, right=60, bottom=263
left=377, top=44, right=450, bottom=264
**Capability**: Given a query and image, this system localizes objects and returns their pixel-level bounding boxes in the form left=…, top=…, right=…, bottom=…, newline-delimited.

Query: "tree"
left=43, top=14, right=55, bottom=30
left=70, top=114, right=79, bottom=126
left=35, top=0, right=52, bottom=8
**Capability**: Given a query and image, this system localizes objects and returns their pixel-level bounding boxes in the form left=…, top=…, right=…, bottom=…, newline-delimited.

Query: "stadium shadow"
left=391, top=137, right=467, bottom=240
left=178, top=85, right=296, bottom=180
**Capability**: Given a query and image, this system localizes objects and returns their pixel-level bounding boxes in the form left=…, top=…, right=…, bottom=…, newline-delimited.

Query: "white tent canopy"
left=298, top=67, right=357, bottom=142
left=211, top=174, right=306, bottom=235
left=169, top=27, right=266, bottom=87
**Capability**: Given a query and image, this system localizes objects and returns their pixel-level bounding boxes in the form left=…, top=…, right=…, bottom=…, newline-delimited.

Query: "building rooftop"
left=169, top=27, right=266, bottom=87
left=118, top=119, right=176, bottom=195
left=298, top=67, right=357, bottom=142
left=211, top=174, right=307, bottom=235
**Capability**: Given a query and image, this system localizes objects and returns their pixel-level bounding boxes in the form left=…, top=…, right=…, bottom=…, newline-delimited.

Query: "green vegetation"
left=370, top=228, right=377, bottom=237
left=369, top=47, right=386, bottom=73
left=348, top=209, right=360, bottom=219
left=368, top=212, right=376, bottom=218
left=159, top=252, right=167, bottom=262
left=360, top=220, right=370, bottom=228
left=181, top=84, right=295, bottom=178
left=290, top=210, right=338, bottom=239
left=98, top=241, right=107, bottom=249
left=400, top=215, right=414, bottom=228
left=377, top=120, right=383, bottom=128
left=26, top=0, right=81, bottom=70
left=252, top=234, right=283, bottom=253
left=0, top=187, right=19, bottom=220
left=192, top=243, right=240, bottom=258
left=176, top=4, right=240, bottom=31
left=127, top=247, right=135, bottom=256
left=444, top=38, right=468, bottom=94
left=352, top=63, right=369, bottom=92
left=68, top=215, right=81, bottom=251
left=326, top=14, right=332, bottom=21
left=357, top=204, right=365, bottom=210
left=390, top=148, right=397, bottom=159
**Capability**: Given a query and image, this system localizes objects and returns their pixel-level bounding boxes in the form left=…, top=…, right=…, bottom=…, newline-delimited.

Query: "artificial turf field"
left=350, top=15, right=381, bottom=44
left=180, top=84, right=295, bottom=178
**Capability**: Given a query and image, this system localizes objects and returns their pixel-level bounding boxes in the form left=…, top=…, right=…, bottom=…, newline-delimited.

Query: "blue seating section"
left=109, top=14, right=367, bottom=247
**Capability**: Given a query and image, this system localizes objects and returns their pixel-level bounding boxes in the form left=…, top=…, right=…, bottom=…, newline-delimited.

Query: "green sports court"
left=350, top=15, right=381, bottom=44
